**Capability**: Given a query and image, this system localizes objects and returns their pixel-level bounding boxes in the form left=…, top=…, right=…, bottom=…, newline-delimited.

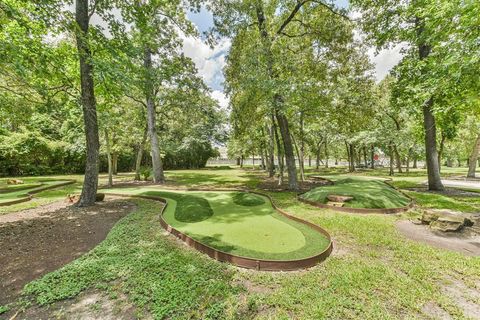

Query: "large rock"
left=430, top=216, right=465, bottom=232
left=421, top=209, right=470, bottom=232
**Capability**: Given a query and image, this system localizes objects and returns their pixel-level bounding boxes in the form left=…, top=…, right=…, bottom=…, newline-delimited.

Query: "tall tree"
left=75, top=0, right=100, bottom=206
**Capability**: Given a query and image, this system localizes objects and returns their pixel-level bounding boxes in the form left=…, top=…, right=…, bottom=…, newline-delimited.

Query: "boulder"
left=421, top=209, right=471, bottom=232
left=95, top=193, right=105, bottom=202
left=327, top=195, right=353, bottom=203
left=430, top=216, right=465, bottom=232
left=468, top=214, right=480, bottom=233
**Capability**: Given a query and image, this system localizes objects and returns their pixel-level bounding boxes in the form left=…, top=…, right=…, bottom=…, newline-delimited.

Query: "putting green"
left=106, top=187, right=330, bottom=261
left=301, top=177, right=410, bottom=209
left=0, top=179, right=75, bottom=205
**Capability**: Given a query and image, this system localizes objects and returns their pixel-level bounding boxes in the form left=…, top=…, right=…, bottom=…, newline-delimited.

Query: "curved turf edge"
left=0, top=180, right=76, bottom=207
left=109, top=190, right=333, bottom=271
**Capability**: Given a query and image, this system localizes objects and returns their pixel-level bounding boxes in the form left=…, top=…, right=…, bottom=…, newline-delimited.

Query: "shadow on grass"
left=140, top=190, right=214, bottom=223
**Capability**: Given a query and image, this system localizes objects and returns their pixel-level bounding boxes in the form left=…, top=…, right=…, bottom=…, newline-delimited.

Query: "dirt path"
left=395, top=220, right=480, bottom=256
left=0, top=197, right=136, bottom=306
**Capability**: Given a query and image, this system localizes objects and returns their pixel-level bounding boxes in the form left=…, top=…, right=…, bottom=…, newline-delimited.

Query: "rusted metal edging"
left=108, top=189, right=333, bottom=271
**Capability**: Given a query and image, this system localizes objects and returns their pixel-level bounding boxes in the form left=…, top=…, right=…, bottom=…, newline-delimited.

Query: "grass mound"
left=142, top=191, right=213, bottom=223
left=231, top=192, right=266, bottom=206
left=301, top=177, right=410, bottom=209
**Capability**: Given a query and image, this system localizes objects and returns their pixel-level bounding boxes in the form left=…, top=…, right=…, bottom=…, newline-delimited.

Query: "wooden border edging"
left=0, top=180, right=76, bottom=207
left=108, top=189, right=333, bottom=271
left=298, top=177, right=415, bottom=214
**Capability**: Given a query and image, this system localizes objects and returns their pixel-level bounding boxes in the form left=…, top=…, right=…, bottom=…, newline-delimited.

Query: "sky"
left=183, top=0, right=403, bottom=110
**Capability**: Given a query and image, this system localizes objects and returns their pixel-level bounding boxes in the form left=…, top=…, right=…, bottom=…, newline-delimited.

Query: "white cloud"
left=182, top=36, right=231, bottom=90
left=368, top=45, right=405, bottom=82
left=211, top=90, right=229, bottom=110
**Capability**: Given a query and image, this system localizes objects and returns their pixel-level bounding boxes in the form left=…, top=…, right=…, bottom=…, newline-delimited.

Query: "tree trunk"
left=370, top=145, right=375, bottom=169
left=275, top=109, right=298, bottom=189
left=272, top=115, right=284, bottom=185
left=363, top=146, right=368, bottom=167
left=324, top=138, right=329, bottom=168
left=467, top=133, right=480, bottom=178
left=417, top=17, right=444, bottom=191
left=144, top=47, right=164, bottom=183
left=393, top=145, right=403, bottom=173
left=252, top=154, right=255, bottom=168
left=299, top=112, right=305, bottom=181
left=240, top=155, right=244, bottom=168
left=135, top=127, right=148, bottom=181
left=413, top=156, right=418, bottom=169
left=292, top=134, right=304, bottom=182
left=267, top=124, right=275, bottom=177
left=389, top=144, right=394, bottom=176
left=104, top=130, right=113, bottom=188
left=308, top=156, right=311, bottom=167
left=255, top=3, right=297, bottom=190
left=112, top=153, right=118, bottom=175
left=406, top=147, right=412, bottom=173
left=349, top=144, right=356, bottom=172
left=236, top=157, right=240, bottom=166
left=345, top=141, right=351, bottom=171
left=316, top=147, right=320, bottom=170
left=437, top=131, right=446, bottom=173
left=423, top=99, right=444, bottom=190
left=75, top=0, right=99, bottom=207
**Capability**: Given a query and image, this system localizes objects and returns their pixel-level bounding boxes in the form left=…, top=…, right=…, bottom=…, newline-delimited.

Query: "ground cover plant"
left=1, top=167, right=479, bottom=319
left=300, top=177, right=411, bottom=209
left=104, top=188, right=331, bottom=260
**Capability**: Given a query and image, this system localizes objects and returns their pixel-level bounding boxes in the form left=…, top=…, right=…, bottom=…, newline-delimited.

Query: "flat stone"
left=422, top=209, right=472, bottom=232
left=327, top=195, right=353, bottom=203
left=431, top=216, right=466, bottom=232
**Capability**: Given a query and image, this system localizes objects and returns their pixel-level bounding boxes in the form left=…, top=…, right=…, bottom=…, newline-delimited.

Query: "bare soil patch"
left=395, top=220, right=480, bottom=256
left=18, top=289, right=142, bottom=320
left=0, top=197, right=136, bottom=306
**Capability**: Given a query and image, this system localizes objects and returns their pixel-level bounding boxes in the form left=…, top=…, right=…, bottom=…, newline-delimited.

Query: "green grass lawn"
left=300, top=177, right=411, bottom=209
left=104, top=187, right=330, bottom=260
left=0, top=179, right=74, bottom=204
left=2, top=167, right=480, bottom=319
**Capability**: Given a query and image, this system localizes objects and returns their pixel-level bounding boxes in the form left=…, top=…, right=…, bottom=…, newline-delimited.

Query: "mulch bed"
left=0, top=197, right=136, bottom=306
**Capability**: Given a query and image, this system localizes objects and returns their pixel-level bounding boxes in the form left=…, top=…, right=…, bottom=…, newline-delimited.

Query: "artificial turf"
left=105, top=187, right=330, bottom=260
left=301, top=177, right=411, bottom=209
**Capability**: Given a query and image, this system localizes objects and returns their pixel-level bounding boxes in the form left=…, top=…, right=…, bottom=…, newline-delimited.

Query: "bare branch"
left=125, top=93, right=147, bottom=108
